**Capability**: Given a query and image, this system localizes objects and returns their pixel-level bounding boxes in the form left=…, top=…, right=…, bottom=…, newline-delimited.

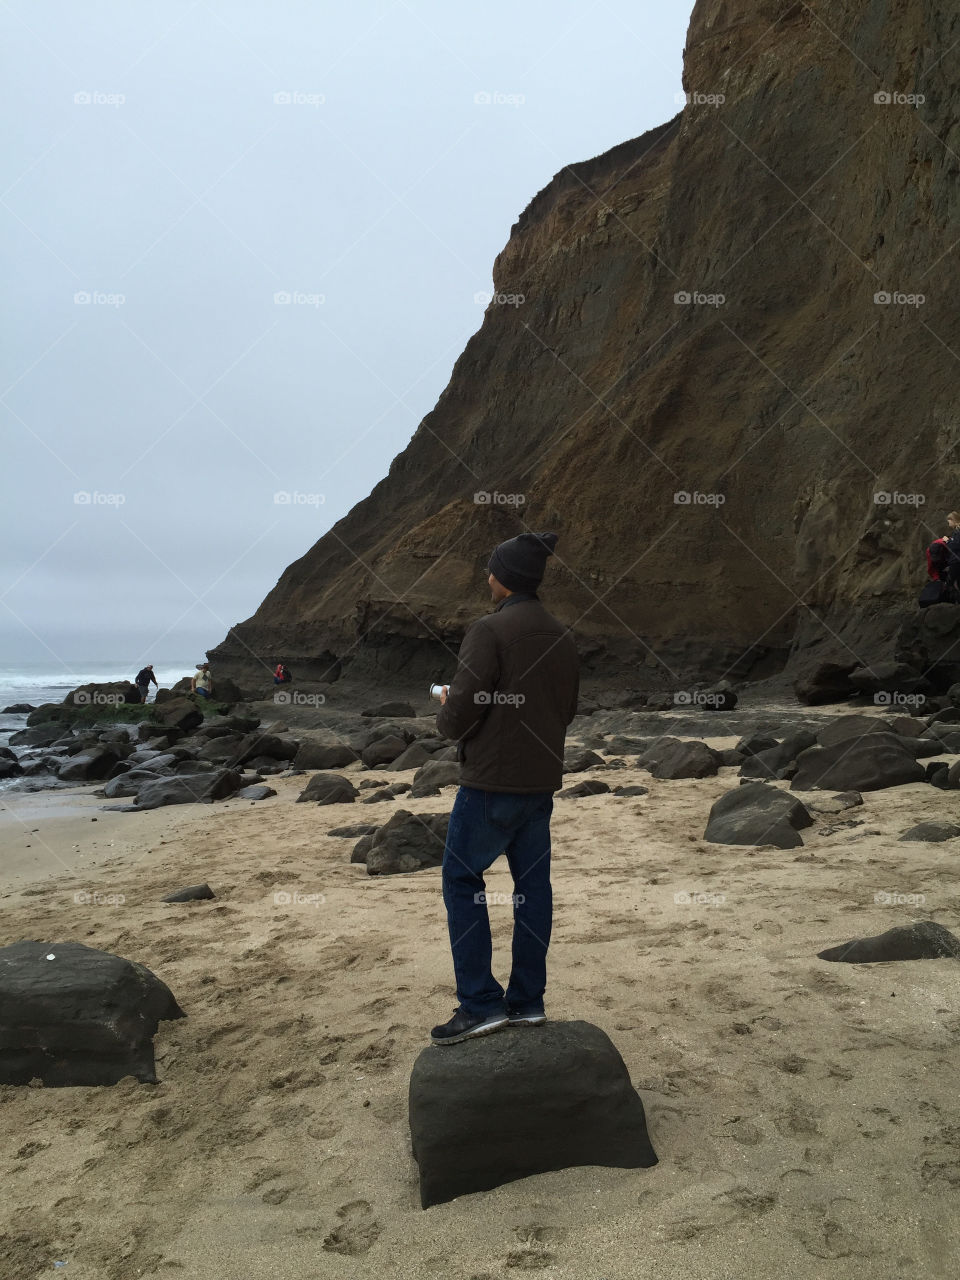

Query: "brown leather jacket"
left=437, top=593, right=579, bottom=793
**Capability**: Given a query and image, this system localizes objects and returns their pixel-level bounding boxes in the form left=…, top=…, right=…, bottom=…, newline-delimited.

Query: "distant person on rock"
left=921, top=512, right=960, bottom=607
left=134, top=664, right=158, bottom=703
left=431, top=531, right=579, bottom=1046
left=273, top=662, right=292, bottom=684
left=191, top=663, right=213, bottom=700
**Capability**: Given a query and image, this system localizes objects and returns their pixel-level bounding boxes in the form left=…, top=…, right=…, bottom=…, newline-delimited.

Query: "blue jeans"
left=442, top=785, right=554, bottom=1018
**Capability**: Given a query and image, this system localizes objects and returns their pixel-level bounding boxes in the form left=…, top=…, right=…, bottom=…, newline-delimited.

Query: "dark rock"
left=818, top=921, right=960, bottom=963
left=645, top=740, right=719, bottom=780
left=847, top=661, right=931, bottom=698
left=361, top=700, right=417, bottom=718
left=704, top=783, right=814, bottom=849
left=900, top=821, right=960, bottom=842
left=817, top=715, right=893, bottom=747
left=612, top=784, right=649, bottom=797
left=230, top=732, right=298, bottom=765
left=735, top=734, right=780, bottom=757
left=360, top=809, right=449, bottom=875
left=410, top=759, right=461, bottom=797
left=150, top=698, right=203, bottom=734
left=409, top=1020, right=657, bottom=1208
left=804, top=790, right=863, bottom=814
left=911, top=736, right=953, bottom=758
left=737, top=730, right=819, bottom=781
left=2, top=703, right=34, bottom=714
left=171, top=758, right=215, bottom=775
left=162, top=883, right=216, bottom=902
left=244, top=756, right=288, bottom=775
left=0, top=759, right=23, bottom=779
left=0, top=939, right=185, bottom=1086
left=237, top=785, right=276, bottom=800
left=718, top=748, right=745, bottom=767
left=295, top=773, right=359, bottom=805
left=9, top=723, right=70, bottom=749
left=603, top=735, right=654, bottom=756
left=389, top=743, right=436, bottom=771
left=361, top=735, right=409, bottom=767
left=292, top=741, right=359, bottom=770
left=197, top=736, right=244, bottom=762
left=559, top=779, right=611, bottom=798
left=563, top=748, right=605, bottom=773
left=794, top=661, right=858, bottom=706
left=790, top=733, right=924, bottom=792
left=62, top=680, right=140, bottom=710
left=57, top=747, right=121, bottom=782
left=927, top=761, right=952, bottom=788
left=362, top=723, right=417, bottom=747
left=361, top=789, right=398, bottom=804
left=135, top=769, right=243, bottom=809
left=328, top=823, right=378, bottom=838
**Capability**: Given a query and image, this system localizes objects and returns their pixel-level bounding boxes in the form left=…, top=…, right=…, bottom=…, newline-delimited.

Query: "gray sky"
left=1, top=0, right=688, bottom=668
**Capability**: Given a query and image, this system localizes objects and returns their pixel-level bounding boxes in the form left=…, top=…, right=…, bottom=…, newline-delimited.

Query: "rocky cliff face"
left=211, top=0, right=960, bottom=694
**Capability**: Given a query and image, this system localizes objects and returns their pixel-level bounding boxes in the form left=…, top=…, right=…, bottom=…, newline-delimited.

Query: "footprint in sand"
left=503, top=1222, right=559, bottom=1270
left=322, top=1199, right=380, bottom=1256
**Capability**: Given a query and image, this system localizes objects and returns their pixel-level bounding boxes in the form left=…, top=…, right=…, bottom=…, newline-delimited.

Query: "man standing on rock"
left=134, top=663, right=158, bottom=704
left=431, top=531, right=579, bottom=1045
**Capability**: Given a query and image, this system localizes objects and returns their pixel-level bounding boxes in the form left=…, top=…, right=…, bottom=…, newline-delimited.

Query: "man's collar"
left=495, top=592, right=539, bottom=611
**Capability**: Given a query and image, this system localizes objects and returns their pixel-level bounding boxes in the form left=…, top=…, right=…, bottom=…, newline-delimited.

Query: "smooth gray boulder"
left=738, top=731, right=817, bottom=780
left=409, top=1020, right=657, bottom=1208
left=390, top=742, right=437, bottom=771
left=818, top=921, right=960, bottom=963
left=293, top=741, right=359, bottom=770
left=361, top=735, right=409, bottom=767
left=705, top=783, right=814, bottom=849
left=817, top=715, right=893, bottom=747
left=0, top=939, right=185, bottom=1086
left=559, top=779, right=611, bottom=798
left=355, top=809, right=449, bottom=875
left=237, top=784, right=276, bottom=800
left=900, top=821, right=960, bottom=842
left=162, top=883, right=215, bottom=902
left=135, top=769, right=243, bottom=809
left=644, top=740, right=719, bottom=780
left=790, top=732, right=924, bottom=792
left=563, top=748, right=604, bottom=773
left=57, top=748, right=121, bottom=782
left=410, top=759, right=461, bottom=797
left=295, top=772, right=358, bottom=805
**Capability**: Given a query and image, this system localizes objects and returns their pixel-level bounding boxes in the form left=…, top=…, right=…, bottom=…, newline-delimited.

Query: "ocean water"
left=0, top=661, right=197, bottom=748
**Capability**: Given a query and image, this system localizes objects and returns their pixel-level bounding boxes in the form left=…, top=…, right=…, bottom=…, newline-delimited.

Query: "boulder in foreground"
left=818, top=921, right=960, bottom=963
left=0, top=940, right=185, bottom=1086
left=296, top=773, right=359, bottom=805
left=704, top=783, right=814, bottom=848
left=355, top=809, right=449, bottom=875
left=409, top=1020, right=657, bottom=1208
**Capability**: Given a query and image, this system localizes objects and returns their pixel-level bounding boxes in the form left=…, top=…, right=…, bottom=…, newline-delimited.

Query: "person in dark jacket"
left=431, top=531, right=579, bottom=1045
left=134, top=664, right=158, bottom=703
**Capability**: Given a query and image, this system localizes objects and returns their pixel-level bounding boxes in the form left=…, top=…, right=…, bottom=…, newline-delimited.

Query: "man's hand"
left=440, top=685, right=449, bottom=705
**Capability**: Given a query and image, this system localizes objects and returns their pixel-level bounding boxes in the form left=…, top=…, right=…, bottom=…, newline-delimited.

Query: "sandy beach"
left=2, top=711, right=960, bottom=1279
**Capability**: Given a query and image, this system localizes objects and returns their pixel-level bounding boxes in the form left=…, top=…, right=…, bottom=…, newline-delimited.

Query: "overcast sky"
left=1, top=1, right=688, bottom=670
